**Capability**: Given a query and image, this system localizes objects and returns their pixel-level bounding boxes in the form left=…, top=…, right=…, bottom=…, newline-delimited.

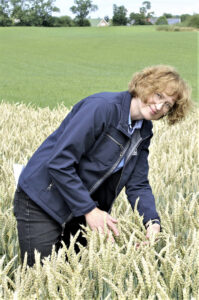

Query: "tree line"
left=0, top=0, right=198, bottom=27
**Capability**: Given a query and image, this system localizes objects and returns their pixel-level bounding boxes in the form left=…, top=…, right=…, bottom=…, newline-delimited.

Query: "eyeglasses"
left=156, top=93, right=173, bottom=113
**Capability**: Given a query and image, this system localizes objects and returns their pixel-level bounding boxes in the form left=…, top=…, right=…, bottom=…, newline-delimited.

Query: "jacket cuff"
left=144, top=219, right=162, bottom=231
left=71, top=203, right=97, bottom=217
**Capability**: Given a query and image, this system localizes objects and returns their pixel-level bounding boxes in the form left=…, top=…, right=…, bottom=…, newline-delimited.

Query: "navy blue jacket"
left=19, top=91, right=160, bottom=226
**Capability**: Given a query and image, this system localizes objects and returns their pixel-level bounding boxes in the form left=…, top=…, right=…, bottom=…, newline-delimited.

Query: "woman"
left=14, top=65, right=191, bottom=266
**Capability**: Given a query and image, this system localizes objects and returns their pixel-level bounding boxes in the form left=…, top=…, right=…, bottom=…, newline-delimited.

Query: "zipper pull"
left=61, top=223, right=65, bottom=237
left=47, top=182, right=53, bottom=191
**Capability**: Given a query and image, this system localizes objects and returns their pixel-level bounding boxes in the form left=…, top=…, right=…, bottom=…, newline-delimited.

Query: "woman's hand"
left=85, top=207, right=119, bottom=241
left=136, top=223, right=161, bottom=248
left=146, top=223, right=161, bottom=239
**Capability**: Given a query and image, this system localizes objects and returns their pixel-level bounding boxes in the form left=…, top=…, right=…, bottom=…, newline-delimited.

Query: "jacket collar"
left=117, top=91, right=153, bottom=139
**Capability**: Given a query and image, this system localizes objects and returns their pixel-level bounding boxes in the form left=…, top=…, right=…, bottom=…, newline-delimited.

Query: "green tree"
left=143, top=1, right=151, bottom=10
left=140, top=1, right=150, bottom=14
left=10, top=0, right=59, bottom=26
left=139, top=1, right=153, bottom=18
left=155, top=16, right=168, bottom=25
left=0, top=0, right=12, bottom=26
left=130, top=1, right=153, bottom=25
left=104, top=15, right=109, bottom=22
left=0, top=0, right=10, bottom=16
left=70, top=0, right=98, bottom=26
left=52, top=15, right=75, bottom=27
left=10, top=0, right=30, bottom=25
left=163, top=13, right=173, bottom=18
left=112, top=4, right=128, bottom=26
left=29, top=0, right=60, bottom=26
left=129, top=12, right=146, bottom=25
left=180, top=14, right=191, bottom=22
left=187, top=14, right=199, bottom=28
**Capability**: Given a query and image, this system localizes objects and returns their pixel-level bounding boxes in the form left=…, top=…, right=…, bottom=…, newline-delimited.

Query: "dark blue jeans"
left=13, top=186, right=87, bottom=267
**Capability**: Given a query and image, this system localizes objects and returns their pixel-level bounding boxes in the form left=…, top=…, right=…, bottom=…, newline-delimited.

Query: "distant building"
left=97, top=19, right=109, bottom=27
left=167, top=18, right=181, bottom=25
left=149, top=17, right=181, bottom=25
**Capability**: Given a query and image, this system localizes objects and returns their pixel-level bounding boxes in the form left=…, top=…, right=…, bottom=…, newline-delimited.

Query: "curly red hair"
left=128, top=65, right=192, bottom=125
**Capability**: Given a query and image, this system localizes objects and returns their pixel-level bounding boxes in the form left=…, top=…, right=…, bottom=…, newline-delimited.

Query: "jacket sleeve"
left=47, top=98, right=110, bottom=217
left=125, top=137, right=160, bottom=225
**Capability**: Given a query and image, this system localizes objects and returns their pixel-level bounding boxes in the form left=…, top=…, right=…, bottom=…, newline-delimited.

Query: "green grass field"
left=0, top=26, right=198, bottom=108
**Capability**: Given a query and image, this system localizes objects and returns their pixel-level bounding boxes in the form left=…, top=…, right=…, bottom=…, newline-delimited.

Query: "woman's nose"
left=156, top=103, right=164, bottom=111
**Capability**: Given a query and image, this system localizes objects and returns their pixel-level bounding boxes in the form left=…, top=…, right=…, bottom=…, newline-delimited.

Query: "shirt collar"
left=128, top=112, right=143, bottom=130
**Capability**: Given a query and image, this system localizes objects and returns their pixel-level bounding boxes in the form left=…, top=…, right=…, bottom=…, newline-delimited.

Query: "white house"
left=97, top=19, right=109, bottom=27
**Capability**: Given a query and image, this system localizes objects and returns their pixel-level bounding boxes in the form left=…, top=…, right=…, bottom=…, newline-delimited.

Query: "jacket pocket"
left=39, top=184, right=71, bottom=218
left=87, top=127, right=126, bottom=166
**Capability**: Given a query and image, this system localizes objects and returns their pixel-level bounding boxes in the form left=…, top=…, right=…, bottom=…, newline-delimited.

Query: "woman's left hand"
left=136, top=223, right=161, bottom=248
left=146, top=223, right=161, bottom=239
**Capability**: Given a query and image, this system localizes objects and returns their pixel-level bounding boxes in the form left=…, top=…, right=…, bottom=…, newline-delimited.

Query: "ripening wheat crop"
left=0, top=101, right=199, bottom=299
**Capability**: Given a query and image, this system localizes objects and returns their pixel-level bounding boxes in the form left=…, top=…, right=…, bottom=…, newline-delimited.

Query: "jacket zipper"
left=89, top=140, right=131, bottom=194
left=125, top=136, right=143, bottom=165
left=105, top=133, right=124, bottom=150
left=115, top=136, right=143, bottom=195
left=109, top=134, right=151, bottom=213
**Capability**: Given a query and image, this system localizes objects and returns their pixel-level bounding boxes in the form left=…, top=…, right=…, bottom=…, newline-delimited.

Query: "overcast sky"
left=54, top=0, right=199, bottom=18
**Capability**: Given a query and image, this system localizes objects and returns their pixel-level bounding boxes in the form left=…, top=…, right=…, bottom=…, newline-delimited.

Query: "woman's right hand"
left=85, top=207, right=119, bottom=241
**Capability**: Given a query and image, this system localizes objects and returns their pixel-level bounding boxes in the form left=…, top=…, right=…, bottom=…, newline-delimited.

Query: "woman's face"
left=137, top=92, right=175, bottom=121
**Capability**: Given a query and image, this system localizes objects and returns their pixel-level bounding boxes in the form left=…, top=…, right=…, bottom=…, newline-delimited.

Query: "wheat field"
left=0, top=101, right=199, bottom=299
